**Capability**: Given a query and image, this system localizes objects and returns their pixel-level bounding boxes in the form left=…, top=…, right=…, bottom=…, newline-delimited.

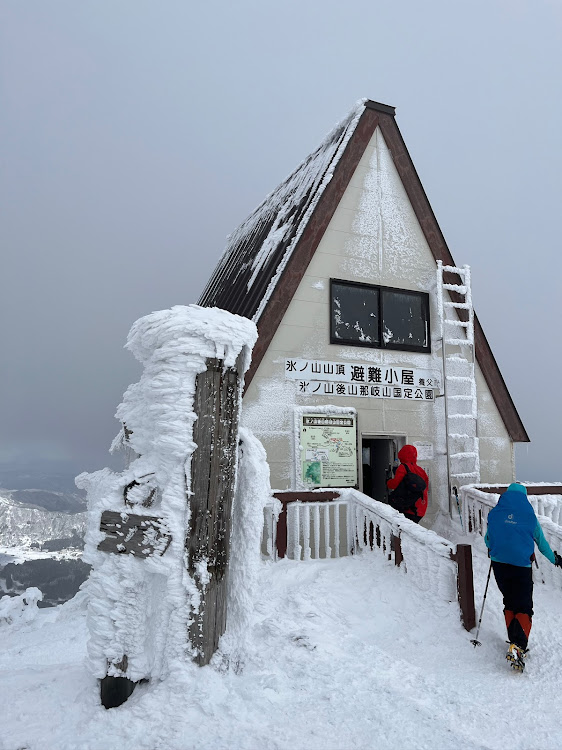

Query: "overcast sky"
left=1, top=0, right=560, bottom=481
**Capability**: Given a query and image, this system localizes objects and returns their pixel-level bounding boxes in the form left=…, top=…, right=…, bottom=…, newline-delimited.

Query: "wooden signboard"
left=98, top=510, right=172, bottom=558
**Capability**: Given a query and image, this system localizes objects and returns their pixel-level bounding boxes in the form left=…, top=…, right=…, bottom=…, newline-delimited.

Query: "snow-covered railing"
left=272, top=491, right=349, bottom=560
left=269, top=488, right=476, bottom=631
left=530, top=494, right=562, bottom=525
left=460, top=486, right=495, bottom=536
left=462, top=484, right=562, bottom=529
left=287, top=498, right=350, bottom=560
left=461, top=485, right=562, bottom=534
left=343, top=489, right=474, bottom=628
left=536, top=516, right=562, bottom=588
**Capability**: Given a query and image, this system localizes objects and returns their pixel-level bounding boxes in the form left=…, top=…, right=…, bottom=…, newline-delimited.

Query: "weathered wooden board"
left=187, top=356, right=242, bottom=665
left=98, top=510, right=172, bottom=558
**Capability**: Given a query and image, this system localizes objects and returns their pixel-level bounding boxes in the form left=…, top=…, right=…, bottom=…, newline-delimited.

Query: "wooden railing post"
left=391, top=533, right=403, bottom=567
left=454, top=543, right=476, bottom=631
left=276, top=506, right=288, bottom=559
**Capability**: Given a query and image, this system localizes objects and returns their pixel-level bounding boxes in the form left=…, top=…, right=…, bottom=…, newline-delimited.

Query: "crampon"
left=506, top=643, right=527, bottom=672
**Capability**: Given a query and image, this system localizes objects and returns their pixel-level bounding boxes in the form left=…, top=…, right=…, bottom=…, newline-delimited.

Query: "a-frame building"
left=200, top=99, right=528, bottom=524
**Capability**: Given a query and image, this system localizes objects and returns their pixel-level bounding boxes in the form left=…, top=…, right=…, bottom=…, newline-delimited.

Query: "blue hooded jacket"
left=485, top=483, right=555, bottom=567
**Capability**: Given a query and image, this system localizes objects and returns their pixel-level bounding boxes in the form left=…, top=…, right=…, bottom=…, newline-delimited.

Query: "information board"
left=413, top=442, right=434, bottom=461
left=299, top=414, right=358, bottom=488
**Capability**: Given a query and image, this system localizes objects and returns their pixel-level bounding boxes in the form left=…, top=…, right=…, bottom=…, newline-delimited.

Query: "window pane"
left=331, top=283, right=379, bottom=345
left=381, top=290, right=428, bottom=349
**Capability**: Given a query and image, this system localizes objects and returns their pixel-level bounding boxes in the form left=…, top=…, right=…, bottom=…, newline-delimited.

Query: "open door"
left=361, top=436, right=406, bottom=503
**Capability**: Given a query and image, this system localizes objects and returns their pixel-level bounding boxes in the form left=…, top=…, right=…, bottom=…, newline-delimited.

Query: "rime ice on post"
left=77, top=305, right=257, bottom=708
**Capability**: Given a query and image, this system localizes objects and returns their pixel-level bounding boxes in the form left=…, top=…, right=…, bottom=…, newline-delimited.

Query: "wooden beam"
left=454, top=544, right=476, bottom=631
left=476, top=485, right=562, bottom=495
left=273, top=490, right=341, bottom=504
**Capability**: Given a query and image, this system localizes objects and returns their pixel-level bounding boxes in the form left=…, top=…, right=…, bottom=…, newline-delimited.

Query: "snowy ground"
left=2, top=534, right=562, bottom=750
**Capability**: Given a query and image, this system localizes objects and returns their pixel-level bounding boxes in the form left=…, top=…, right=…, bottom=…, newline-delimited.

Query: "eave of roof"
left=200, top=100, right=529, bottom=443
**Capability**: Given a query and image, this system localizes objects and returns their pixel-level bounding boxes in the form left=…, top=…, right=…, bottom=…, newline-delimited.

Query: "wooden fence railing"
left=273, top=491, right=347, bottom=560
left=269, top=488, right=476, bottom=631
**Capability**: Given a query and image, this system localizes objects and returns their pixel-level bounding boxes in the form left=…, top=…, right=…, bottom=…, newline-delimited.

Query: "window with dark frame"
left=330, top=279, right=430, bottom=353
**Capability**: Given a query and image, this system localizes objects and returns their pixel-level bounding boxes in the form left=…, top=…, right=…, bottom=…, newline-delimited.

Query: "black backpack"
left=389, top=464, right=427, bottom=513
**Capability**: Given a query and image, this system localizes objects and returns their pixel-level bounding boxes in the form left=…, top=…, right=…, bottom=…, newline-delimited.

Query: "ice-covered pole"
left=77, top=305, right=257, bottom=707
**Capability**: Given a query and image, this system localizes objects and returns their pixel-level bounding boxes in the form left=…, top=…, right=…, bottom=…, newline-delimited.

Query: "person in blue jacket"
left=485, top=483, right=562, bottom=668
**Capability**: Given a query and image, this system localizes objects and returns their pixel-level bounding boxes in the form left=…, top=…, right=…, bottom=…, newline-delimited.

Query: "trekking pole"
left=453, top=485, right=464, bottom=530
left=471, top=561, right=492, bottom=647
left=533, top=554, right=545, bottom=584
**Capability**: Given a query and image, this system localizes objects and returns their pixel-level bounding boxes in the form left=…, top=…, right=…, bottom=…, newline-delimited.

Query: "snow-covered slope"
left=2, top=533, right=562, bottom=750
left=0, top=495, right=86, bottom=550
left=0, top=495, right=88, bottom=607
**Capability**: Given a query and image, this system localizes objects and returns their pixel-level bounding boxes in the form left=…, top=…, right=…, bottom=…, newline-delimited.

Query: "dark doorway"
left=361, top=437, right=405, bottom=503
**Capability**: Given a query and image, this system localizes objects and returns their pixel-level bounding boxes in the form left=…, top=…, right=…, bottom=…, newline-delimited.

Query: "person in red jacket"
left=386, top=444, right=428, bottom=523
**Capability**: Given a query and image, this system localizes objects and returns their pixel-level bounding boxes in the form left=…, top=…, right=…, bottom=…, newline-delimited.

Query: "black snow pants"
left=491, top=561, right=533, bottom=650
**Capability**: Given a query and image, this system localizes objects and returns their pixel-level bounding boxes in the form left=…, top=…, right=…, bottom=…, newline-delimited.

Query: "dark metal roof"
left=198, top=99, right=529, bottom=443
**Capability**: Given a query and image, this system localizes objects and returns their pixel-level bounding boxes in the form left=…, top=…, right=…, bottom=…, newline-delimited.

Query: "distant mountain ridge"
left=0, top=495, right=86, bottom=549
left=0, top=469, right=91, bottom=607
left=0, top=487, right=86, bottom=514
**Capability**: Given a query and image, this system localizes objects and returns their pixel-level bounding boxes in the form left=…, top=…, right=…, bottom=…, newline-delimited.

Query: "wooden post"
left=276, top=506, right=288, bottom=559
left=187, top=357, right=242, bottom=666
left=454, top=543, right=476, bottom=631
left=391, top=533, right=403, bottom=567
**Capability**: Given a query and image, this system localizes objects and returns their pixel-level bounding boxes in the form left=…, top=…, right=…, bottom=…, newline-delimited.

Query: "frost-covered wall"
left=475, top=364, right=514, bottom=482
left=78, top=305, right=257, bottom=682
left=242, top=127, right=514, bottom=520
left=216, top=427, right=273, bottom=670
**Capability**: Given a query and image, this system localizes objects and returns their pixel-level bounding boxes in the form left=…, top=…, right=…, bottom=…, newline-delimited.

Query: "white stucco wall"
left=476, top=363, right=515, bottom=482
left=242, top=127, right=515, bottom=519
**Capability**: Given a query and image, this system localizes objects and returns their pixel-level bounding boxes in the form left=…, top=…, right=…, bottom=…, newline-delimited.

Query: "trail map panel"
left=300, top=414, right=357, bottom=488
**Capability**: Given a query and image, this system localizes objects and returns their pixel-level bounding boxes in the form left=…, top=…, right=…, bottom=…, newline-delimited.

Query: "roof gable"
left=199, top=100, right=529, bottom=442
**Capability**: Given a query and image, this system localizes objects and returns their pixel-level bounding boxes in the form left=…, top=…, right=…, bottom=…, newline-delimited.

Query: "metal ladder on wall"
left=436, top=261, right=480, bottom=515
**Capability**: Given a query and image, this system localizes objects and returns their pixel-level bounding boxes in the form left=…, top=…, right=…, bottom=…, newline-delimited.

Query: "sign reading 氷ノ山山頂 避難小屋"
left=285, top=358, right=440, bottom=391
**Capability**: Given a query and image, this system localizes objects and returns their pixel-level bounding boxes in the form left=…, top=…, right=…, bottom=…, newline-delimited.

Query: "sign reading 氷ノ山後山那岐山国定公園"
left=299, top=413, right=357, bottom=488
left=294, top=380, right=435, bottom=401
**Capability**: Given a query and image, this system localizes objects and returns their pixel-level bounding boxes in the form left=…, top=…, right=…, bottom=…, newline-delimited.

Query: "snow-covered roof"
left=199, top=99, right=370, bottom=321
left=199, top=99, right=528, bottom=443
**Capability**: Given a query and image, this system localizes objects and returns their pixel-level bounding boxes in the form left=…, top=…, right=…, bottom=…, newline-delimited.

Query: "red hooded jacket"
left=386, top=444, right=428, bottom=519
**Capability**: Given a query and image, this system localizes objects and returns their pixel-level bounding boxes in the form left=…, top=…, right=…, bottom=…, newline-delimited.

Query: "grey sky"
left=1, top=1, right=560, bottom=480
